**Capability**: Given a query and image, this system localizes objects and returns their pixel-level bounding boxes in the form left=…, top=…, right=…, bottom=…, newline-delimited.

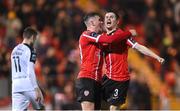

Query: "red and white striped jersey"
left=103, top=29, right=137, bottom=81
left=78, top=31, right=103, bottom=81
left=78, top=30, right=132, bottom=82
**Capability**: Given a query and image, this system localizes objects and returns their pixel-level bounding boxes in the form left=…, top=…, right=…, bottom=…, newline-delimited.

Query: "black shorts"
left=75, top=78, right=101, bottom=110
left=102, top=75, right=129, bottom=106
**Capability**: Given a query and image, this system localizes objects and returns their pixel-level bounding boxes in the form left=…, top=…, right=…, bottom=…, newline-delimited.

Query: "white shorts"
left=12, top=90, right=44, bottom=111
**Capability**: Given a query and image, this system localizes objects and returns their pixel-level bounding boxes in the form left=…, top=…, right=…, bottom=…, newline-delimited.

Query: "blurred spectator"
left=128, top=70, right=152, bottom=110
left=61, top=81, right=81, bottom=110
left=174, top=60, right=180, bottom=96
left=35, top=0, right=50, bottom=30
left=0, top=13, right=6, bottom=46
left=54, top=80, right=81, bottom=110
left=5, top=11, right=22, bottom=49
left=42, top=47, right=58, bottom=91
left=54, top=9, right=73, bottom=49
left=175, top=1, right=180, bottom=25
left=0, top=46, right=10, bottom=78
left=159, top=82, right=170, bottom=110
left=64, top=48, right=79, bottom=78
left=71, top=13, right=84, bottom=40
left=143, top=9, right=161, bottom=47
left=17, top=1, right=35, bottom=28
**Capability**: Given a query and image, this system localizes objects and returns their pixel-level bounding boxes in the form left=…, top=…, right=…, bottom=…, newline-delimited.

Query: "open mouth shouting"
left=106, top=20, right=112, bottom=27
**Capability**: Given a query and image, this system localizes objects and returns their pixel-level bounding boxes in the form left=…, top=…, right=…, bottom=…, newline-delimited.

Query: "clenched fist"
left=157, top=57, right=165, bottom=64
left=129, top=29, right=137, bottom=36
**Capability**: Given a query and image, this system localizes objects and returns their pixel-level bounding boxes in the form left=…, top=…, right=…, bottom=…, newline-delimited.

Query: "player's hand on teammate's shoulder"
left=157, top=57, right=165, bottom=64
left=129, top=29, right=137, bottom=37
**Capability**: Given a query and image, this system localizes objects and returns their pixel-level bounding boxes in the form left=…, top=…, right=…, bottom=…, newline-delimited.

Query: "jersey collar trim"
left=107, top=29, right=117, bottom=35
left=23, top=43, right=33, bottom=51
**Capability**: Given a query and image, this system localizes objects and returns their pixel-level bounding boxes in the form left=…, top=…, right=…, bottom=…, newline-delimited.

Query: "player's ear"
left=91, top=20, right=95, bottom=26
left=31, top=35, right=34, bottom=40
left=30, top=35, right=36, bottom=43
left=117, top=19, right=120, bottom=25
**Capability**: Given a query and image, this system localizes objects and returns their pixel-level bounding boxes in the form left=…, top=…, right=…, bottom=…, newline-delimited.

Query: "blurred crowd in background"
left=0, top=0, right=179, bottom=110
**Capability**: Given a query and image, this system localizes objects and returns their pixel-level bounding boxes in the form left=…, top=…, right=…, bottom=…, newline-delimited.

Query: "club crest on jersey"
left=90, top=32, right=98, bottom=38
left=84, top=90, right=89, bottom=96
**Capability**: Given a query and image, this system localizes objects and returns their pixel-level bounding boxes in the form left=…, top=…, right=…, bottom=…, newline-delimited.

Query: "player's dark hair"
left=23, top=27, right=38, bottom=39
left=106, top=10, right=120, bottom=20
left=83, top=12, right=101, bottom=23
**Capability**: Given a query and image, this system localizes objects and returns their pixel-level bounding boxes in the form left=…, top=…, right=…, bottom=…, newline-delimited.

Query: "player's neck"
left=87, top=27, right=98, bottom=33
left=22, top=39, right=31, bottom=46
left=106, top=27, right=117, bottom=35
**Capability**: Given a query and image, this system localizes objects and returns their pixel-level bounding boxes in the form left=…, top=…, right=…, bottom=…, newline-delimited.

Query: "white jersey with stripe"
left=11, top=43, right=38, bottom=93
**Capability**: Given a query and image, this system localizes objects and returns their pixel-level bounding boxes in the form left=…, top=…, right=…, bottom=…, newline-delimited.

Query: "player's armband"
left=127, top=37, right=138, bottom=48
left=30, top=50, right=37, bottom=63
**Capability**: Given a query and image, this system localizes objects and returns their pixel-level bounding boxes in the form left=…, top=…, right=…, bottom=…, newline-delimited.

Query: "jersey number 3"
left=13, top=56, right=21, bottom=72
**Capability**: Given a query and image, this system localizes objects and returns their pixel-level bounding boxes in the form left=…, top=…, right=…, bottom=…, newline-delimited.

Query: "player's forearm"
left=134, top=44, right=161, bottom=60
left=98, top=31, right=132, bottom=43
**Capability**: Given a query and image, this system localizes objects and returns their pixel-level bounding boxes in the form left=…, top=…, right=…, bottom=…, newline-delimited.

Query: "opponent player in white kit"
left=11, top=27, right=44, bottom=110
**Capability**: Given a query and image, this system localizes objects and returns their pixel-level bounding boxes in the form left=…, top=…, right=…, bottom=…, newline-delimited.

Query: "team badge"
left=84, top=90, right=89, bottom=96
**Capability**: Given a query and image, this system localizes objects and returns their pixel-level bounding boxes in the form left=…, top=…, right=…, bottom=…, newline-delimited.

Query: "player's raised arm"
left=83, top=29, right=136, bottom=44
left=98, top=29, right=137, bottom=43
left=134, top=43, right=165, bottom=64
left=126, top=37, right=164, bottom=64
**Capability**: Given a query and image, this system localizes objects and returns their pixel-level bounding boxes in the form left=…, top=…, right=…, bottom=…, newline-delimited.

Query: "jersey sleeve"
left=82, top=32, right=100, bottom=43
left=28, top=62, right=38, bottom=88
left=27, top=48, right=38, bottom=88
left=98, top=31, right=132, bottom=43
left=82, top=31, right=132, bottom=43
left=30, top=50, right=37, bottom=63
left=126, top=37, right=138, bottom=48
